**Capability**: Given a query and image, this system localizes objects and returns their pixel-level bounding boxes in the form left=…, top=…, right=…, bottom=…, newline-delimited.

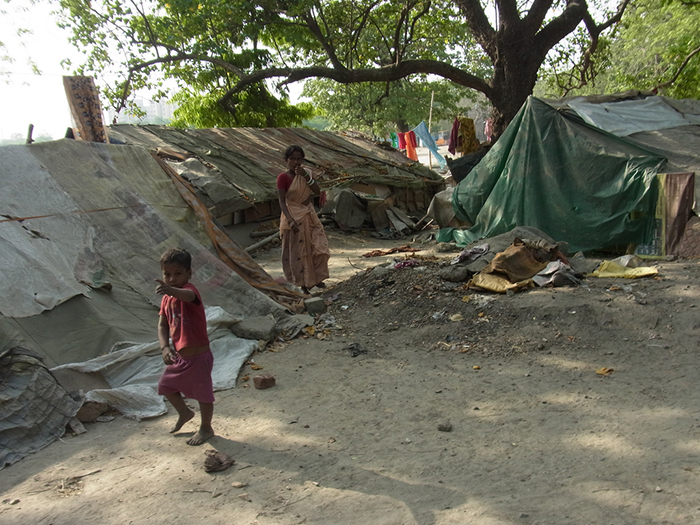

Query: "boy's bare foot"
left=187, top=427, right=214, bottom=446
left=169, top=409, right=195, bottom=433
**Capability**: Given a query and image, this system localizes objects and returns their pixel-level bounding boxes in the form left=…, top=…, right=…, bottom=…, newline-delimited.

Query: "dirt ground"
left=3, top=226, right=700, bottom=525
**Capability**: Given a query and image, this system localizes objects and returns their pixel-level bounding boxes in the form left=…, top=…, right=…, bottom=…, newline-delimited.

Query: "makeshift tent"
left=552, top=93, right=700, bottom=217
left=439, top=96, right=668, bottom=252
left=107, top=125, right=444, bottom=226
left=0, top=139, right=308, bottom=468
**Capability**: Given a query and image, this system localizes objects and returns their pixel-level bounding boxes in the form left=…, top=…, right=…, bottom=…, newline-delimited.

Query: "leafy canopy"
left=54, top=0, right=630, bottom=135
left=302, top=77, right=473, bottom=136
left=539, top=0, right=700, bottom=99
left=604, top=0, right=700, bottom=98
left=55, top=0, right=313, bottom=126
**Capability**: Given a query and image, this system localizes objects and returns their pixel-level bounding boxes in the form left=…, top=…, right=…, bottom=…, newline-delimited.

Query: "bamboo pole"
left=245, top=231, right=280, bottom=252
left=427, top=91, right=435, bottom=169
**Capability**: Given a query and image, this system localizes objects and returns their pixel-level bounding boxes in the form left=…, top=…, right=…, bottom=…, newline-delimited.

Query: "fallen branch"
left=245, top=231, right=280, bottom=252
left=347, top=257, right=364, bottom=270
left=250, top=228, right=279, bottom=239
left=54, top=469, right=102, bottom=484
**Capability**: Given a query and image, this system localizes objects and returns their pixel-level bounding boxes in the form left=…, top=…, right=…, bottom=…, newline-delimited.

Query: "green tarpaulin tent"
left=438, top=97, right=667, bottom=252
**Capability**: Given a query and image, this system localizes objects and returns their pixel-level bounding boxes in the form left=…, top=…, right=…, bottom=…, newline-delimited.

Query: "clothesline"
left=389, top=121, right=447, bottom=168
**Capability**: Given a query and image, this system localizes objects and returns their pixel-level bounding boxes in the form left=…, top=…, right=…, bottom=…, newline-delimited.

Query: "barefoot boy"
left=155, top=248, right=214, bottom=446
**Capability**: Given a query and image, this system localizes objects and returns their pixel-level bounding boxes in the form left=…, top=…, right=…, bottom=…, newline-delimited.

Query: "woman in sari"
left=277, top=145, right=330, bottom=294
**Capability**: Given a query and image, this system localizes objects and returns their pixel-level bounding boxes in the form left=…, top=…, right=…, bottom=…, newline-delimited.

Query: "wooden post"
left=427, top=91, right=435, bottom=169
left=26, top=124, right=34, bottom=144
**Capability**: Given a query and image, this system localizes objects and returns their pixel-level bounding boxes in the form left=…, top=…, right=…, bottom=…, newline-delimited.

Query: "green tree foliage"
left=170, top=85, right=314, bottom=128
left=538, top=26, right=614, bottom=97
left=54, top=0, right=630, bottom=137
left=540, top=0, right=700, bottom=99
left=302, top=115, right=331, bottom=131
left=604, top=0, right=700, bottom=98
left=55, top=0, right=313, bottom=127
left=302, top=77, right=471, bottom=136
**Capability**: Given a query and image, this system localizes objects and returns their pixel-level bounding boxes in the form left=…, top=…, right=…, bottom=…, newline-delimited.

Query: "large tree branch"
left=594, top=0, right=631, bottom=33
left=391, top=2, right=411, bottom=64
left=220, top=61, right=493, bottom=107
left=533, top=0, right=588, bottom=61
left=564, top=0, right=632, bottom=93
left=655, top=43, right=700, bottom=91
left=453, top=0, right=496, bottom=60
left=115, top=48, right=247, bottom=112
left=369, top=17, right=395, bottom=63
left=349, top=0, right=381, bottom=67
left=405, top=0, right=432, bottom=54
left=303, top=11, right=346, bottom=70
left=495, top=0, right=520, bottom=26
left=522, top=0, right=555, bottom=34
left=126, top=47, right=247, bottom=77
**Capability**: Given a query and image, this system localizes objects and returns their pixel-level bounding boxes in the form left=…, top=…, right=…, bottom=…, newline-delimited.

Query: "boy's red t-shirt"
left=159, top=283, right=209, bottom=351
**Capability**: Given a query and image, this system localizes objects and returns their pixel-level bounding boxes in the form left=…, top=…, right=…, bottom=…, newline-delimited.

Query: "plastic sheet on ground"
left=51, top=307, right=257, bottom=420
left=590, top=261, right=659, bottom=279
left=469, top=272, right=534, bottom=293
left=533, top=261, right=581, bottom=287
left=1, top=348, right=83, bottom=470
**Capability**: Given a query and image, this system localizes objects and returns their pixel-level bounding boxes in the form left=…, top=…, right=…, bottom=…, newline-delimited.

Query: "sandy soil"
left=3, top=227, right=700, bottom=525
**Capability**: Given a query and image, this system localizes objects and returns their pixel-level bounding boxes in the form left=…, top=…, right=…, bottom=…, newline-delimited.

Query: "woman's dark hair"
left=160, top=248, right=192, bottom=270
left=284, top=145, right=305, bottom=160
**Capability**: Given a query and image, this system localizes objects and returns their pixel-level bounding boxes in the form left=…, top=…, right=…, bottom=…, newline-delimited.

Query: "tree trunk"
left=395, top=119, right=410, bottom=133
left=487, top=31, right=541, bottom=140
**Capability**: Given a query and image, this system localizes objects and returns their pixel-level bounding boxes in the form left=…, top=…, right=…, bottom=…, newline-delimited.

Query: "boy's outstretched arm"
left=154, top=279, right=197, bottom=302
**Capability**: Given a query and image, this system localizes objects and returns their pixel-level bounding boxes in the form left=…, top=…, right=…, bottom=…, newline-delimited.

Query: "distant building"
left=105, top=97, right=175, bottom=125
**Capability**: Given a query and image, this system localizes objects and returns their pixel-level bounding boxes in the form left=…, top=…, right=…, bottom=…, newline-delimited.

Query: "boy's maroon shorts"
left=158, top=349, right=215, bottom=403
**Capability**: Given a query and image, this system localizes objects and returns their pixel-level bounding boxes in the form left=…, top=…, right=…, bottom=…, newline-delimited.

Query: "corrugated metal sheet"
left=108, top=125, right=443, bottom=218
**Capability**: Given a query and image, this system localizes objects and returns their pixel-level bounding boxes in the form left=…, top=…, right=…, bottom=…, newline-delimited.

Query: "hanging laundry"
left=397, top=132, right=407, bottom=150
left=405, top=130, right=419, bottom=161
left=412, top=121, right=446, bottom=168
left=484, top=118, right=494, bottom=143
left=390, top=132, right=399, bottom=149
left=457, top=117, right=481, bottom=154
left=448, top=117, right=460, bottom=155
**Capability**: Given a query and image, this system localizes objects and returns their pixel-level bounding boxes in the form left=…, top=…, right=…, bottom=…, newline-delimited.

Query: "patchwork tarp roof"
left=549, top=93, right=700, bottom=209
left=439, top=96, right=667, bottom=252
left=108, top=126, right=443, bottom=218
left=565, top=95, right=700, bottom=137
left=1, top=139, right=302, bottom=367
left=1, top=138, right=312, bottom=468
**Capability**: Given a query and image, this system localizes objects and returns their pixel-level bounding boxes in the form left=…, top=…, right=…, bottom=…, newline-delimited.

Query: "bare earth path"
left=3, top=230, right=700, bottom=525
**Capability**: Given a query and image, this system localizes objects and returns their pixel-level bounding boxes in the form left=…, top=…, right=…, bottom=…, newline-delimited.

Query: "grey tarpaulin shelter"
left=0, top=139, right=307, bottom=468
